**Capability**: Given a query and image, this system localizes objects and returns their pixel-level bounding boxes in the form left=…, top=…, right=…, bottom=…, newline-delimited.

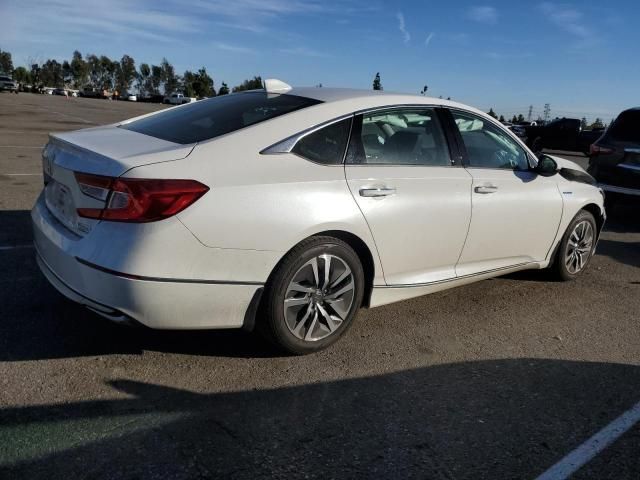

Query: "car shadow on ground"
left=1, top=359, right=639, bottom=479
left=605, top=203, right=640, bottom=234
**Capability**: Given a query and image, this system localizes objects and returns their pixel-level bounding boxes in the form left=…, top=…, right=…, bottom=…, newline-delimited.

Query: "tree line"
left=0, top=49, right=264, bottom=98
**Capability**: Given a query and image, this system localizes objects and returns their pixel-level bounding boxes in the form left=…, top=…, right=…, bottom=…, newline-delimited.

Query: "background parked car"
left=525, top=118, right=603, bottom=154
left=53, top=88, right=68, bottom=96
left=0, top=75, right=18, bottom=93
left=163, top=93, right=196, bottom=105
left=588, top=107, right=640, bottom=209
left=80, top=87, right=103, bottom=98
left=138, top=94, right=165, bottom=103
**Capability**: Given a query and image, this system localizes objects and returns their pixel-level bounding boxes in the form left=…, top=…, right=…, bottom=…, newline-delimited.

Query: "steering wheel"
left=495, top=149, right=518, bottom=168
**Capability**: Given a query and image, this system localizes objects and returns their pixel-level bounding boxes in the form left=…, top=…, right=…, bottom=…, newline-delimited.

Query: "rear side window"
left=292, top=118, right=352, bottom=165
left=608, top=110, right=640, bottom=143
left=346, top=108, right=451, bottom=166
left=121, top=92, right=322, bottom=144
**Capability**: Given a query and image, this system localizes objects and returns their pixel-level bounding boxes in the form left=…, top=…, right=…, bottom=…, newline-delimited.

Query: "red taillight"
left=75, top=173, right=209, bottom=222
left=590, top=144, right=615, bottom=156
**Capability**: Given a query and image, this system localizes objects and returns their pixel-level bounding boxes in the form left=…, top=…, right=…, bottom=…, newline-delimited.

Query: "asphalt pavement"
left=0, top=93, right=639, bottom=479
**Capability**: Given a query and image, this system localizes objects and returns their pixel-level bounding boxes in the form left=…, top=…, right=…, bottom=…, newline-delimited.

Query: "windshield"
left=121, top=91, right=322, bottom=144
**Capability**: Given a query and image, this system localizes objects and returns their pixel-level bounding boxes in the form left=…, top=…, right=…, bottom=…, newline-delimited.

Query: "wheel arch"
left=581, top=202, right=605, bottom=236
left=547, top=202, right=605, bottom=269
left=265, top=230, right=377, bottom=308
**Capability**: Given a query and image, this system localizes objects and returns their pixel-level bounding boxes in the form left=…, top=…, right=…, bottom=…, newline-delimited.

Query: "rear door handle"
left=474, top=185, right=498, bottom=194
left=359, top=187, right=396, bottom=198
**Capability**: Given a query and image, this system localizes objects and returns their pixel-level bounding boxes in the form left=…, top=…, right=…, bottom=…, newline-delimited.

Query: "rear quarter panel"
left=125, top=119, right=386, bottom=286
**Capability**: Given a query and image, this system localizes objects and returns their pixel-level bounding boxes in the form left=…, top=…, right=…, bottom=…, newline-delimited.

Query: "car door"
left=446, top=109, right=563, bottom=276
left=344, top=107, right=472, bottom=285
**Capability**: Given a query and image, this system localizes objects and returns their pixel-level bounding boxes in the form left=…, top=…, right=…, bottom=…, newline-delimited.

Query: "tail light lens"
left=590, top=144, right=615, bottom=156
left=75, top=173, right=209, bottom=222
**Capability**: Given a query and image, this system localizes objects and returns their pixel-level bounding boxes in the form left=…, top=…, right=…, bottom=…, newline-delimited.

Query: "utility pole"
left=543, top=104, right=551, bottom=123
left=528, top=105, right=533, bottom=122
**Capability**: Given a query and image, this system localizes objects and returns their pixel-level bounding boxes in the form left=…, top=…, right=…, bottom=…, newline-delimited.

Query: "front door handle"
left=359, top=187, right=396, bottom=198
left=474, top=185, right=498, bottom=194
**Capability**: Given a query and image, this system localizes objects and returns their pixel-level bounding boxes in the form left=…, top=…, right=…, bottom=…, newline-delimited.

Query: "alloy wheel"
left=565, top=220, right=594, bottom=274
left=283, top=254, right=355, bottom=342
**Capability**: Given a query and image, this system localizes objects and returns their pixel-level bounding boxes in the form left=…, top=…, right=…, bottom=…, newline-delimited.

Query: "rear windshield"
left=608, top=110, right=640, bottom=143
left=121, top=91, right=322, bottom=144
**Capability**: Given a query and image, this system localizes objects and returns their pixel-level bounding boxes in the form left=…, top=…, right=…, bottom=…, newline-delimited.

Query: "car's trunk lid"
left=42, top=126, right=195, bottom=237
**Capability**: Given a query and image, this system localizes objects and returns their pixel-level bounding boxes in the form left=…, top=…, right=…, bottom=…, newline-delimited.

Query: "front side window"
left=292, top=118, right=352, bottom=165
left=121, top=92, right=322, bottom=144
left=451, top=111, right=529, bottom=170
left=347, top=108, right=451, bottom=166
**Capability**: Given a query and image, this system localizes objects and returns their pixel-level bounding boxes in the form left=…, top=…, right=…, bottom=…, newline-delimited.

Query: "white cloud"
left=396, top=12, right=410, bottom=44
left=467, top=6, right=498, bottom=24
left=424, top=32, right=435, bottom=48
left=212, top=42, right=255, bottom=54
left=539, top=2, right=598, bottom=47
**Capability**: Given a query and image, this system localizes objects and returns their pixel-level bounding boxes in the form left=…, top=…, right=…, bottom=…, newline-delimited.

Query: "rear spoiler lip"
left=46, top=131, right=196, bottom=178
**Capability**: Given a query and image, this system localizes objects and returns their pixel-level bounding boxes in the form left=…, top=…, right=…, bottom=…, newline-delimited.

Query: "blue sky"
left=1, top=0, right=638, bottom=121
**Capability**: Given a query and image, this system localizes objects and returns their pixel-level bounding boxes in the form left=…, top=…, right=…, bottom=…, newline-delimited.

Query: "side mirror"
left=534, top=154, right=558, bottom=177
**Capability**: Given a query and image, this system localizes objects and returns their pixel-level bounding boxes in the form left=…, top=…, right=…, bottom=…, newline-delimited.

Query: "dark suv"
left=588, top=108, right=640, bottom=207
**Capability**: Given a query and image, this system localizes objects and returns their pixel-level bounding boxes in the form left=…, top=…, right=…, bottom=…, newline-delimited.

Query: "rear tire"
left=552, top=210, right=597, bottom=281
left=260, top=236, right=364, bottom=355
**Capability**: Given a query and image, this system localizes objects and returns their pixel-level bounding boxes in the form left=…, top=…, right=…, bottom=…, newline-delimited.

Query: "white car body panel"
left=455, top=169, right=563, bottom=276
left=50, top=128, right=195, bottom=177
left=31, top=87, right=605, bottom=330
left=345, top=165, right=472, bottom=285
left=370, top=262, right=539, bottom=308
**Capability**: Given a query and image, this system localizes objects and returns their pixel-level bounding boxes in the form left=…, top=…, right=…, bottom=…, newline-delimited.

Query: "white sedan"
left=32, top=80, right=605, bottom=354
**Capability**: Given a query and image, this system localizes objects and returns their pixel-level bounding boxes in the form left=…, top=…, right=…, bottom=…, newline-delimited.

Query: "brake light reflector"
left=75, top=173, right=209, bottom=222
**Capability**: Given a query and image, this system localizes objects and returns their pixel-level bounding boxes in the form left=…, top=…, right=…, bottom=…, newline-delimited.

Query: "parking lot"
left=0, top=93, right=639, bottom=479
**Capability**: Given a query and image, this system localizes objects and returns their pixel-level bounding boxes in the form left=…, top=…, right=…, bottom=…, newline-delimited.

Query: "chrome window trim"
left=260, top=103, right=444, bottom=156
left=260, top=114, right=354, bottom=155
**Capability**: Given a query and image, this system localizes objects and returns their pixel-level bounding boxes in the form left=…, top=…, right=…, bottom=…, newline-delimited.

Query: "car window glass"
left=292, top=118, right=352, bottom=165
left=609, top=111, right=640, bottom=143
left=348, top=108, right=450, bottom=166
left=121, top=92, right=321, bottom=144
left=452, top=111, right=529, bottom=170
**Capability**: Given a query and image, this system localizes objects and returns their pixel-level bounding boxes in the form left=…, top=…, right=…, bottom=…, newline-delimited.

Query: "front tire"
left=260, top=236, right=364, bottom=355
left=553, top=210, right=597, bottom=281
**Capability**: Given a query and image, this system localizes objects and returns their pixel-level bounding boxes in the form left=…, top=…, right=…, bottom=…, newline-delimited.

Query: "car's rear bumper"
left=32, top=195, right=264, bottom=330
left=599, top=183, right=640, bottom=197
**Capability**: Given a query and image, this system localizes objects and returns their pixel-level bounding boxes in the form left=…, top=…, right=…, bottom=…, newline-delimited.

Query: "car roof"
left=288, top=87, right=478, bottom=113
